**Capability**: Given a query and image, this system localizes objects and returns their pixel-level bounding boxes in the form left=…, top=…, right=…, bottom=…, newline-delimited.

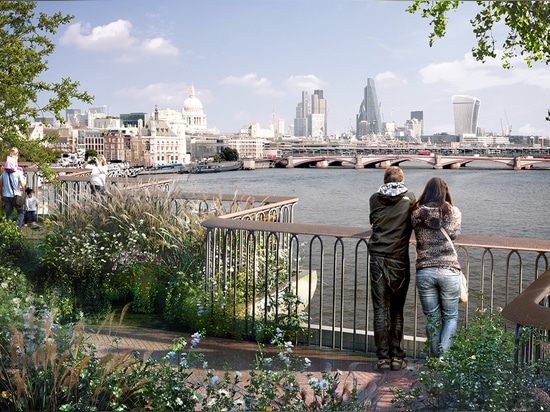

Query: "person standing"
left=84, top=154, right=108, bottom=196
left=1, top=166, right=26, bottom=228
left=411, top=177, right=462, bottom=359
left=368, top=166, right=416, bottom=371
left=24, top=188, right=38, bottom=226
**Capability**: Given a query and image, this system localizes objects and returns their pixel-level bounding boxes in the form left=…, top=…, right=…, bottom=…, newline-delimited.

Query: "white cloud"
left=113, top=82, right=187, bottom=108
left=59, top=19, right=179, bottom=60
left=141, top=38, right=179, bottom=56
left=220, top=73, right=284, bottom=97
left=375, top=71, right=407, bottom=87
left=284, top=75, right=327, bottom=93
left=419, top=52, right=550, bottom=92
left=60, top=20, right=136, bottom=50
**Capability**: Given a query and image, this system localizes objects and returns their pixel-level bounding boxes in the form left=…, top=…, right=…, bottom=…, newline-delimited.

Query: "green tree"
left=407, top=1, right=550, bottom=121
left=218, top=147, right=239, bottom=161
left=0, top=0, right=93, bottom=160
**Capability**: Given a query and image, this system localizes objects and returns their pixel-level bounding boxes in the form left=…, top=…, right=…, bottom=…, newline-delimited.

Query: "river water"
left=173, top=166, right=550, bottom=241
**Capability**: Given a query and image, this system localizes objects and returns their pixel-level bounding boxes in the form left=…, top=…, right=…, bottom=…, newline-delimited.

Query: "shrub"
left=391, top=307, right=550, bottom=411
left=37, top=189, right=208, bottom=320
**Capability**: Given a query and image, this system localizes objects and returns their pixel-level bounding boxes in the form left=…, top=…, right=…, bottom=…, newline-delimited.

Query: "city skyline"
left=34, top=1, right=550, bottom=137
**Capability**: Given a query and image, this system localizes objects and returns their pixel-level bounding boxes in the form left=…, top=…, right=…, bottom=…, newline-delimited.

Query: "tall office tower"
left=310, top=89, right=327, bottom=138
left=65, top=108, right=81, bottom=124
left=411, top=111, right=424, bottom=136
left=294, top=91, right=310, bottom=137
left=293, top=89, right=327, bottom=138
left=452, top=95, right=480, bottom=136
left=356, top=78, right=382, bottom=138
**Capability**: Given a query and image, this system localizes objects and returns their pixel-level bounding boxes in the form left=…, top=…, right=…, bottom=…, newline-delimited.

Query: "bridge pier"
left=287, top=156, right=294, bottom=168
left=379, top=160, right=391, bottom=168
left=355, top=155, right=363, bottom=169
left=433, top=154, right=443, bottom=169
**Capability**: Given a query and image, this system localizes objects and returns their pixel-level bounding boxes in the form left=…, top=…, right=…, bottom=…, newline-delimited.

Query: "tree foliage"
left=0, top=0, right=93, bottom=158
left=217, top=147, right=239, bottom=161
left=407, top=1, right=550, bottom=121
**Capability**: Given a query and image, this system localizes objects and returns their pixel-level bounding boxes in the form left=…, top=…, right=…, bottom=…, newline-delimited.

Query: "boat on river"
left=179, top=161, right=242, bottom=174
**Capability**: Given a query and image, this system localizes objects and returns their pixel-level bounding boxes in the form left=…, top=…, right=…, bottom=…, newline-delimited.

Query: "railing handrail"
left=502, top=269, right=550, bottom=330
left=203, top=217, right=550, bottom=253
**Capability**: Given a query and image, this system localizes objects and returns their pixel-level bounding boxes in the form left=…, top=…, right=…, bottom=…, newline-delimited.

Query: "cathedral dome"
left=183, top=83, right=203, bottom=113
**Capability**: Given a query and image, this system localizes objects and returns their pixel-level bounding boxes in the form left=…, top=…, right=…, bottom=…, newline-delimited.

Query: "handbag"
left=440, top=227, right=468, bottom=303
left=8, top=173, right=25, bottom=207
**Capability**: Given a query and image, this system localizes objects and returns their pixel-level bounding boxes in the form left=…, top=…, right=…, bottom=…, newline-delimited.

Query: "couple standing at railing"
left=369, top=166, right=462, bottom=372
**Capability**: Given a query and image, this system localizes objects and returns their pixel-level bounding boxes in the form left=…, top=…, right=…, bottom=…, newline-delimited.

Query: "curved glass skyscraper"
left=356, top=78, right=382, bottom=138
left=452, top=95, right=480, bottom=136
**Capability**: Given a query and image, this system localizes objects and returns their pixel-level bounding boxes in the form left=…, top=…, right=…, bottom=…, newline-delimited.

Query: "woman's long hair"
left=414, top=177, right=453, bottom=216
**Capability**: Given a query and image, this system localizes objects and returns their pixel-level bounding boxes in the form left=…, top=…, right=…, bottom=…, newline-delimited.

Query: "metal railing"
left=502, top=269, right=550, bottom=363
left=202, top=194, right=550, bottom=360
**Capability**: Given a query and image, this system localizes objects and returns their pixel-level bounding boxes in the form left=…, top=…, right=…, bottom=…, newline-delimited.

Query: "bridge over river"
left=282, top=154, right=550, bottom=170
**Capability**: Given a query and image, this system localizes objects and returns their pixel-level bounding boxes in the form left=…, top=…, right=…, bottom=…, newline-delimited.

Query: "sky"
left=35, top=0, right=550, bottom=137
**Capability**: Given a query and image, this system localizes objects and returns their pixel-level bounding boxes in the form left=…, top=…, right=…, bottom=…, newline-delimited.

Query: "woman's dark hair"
left=414, top=177, right=453, bottom=216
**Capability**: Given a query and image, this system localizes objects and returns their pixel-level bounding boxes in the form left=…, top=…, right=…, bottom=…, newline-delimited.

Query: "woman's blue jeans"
left=416, top=267, right=460, bottom=357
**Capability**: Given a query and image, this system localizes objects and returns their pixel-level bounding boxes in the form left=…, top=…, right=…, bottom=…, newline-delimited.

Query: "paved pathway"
left=88, top=322, right=423, bottom=410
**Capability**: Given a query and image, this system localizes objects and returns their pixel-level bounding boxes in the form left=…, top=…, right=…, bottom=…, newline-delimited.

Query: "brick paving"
left=87, top=322, right=422, bottom=410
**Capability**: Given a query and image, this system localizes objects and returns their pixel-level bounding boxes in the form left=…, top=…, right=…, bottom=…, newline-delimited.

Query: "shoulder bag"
left=440, top=226, right=468, bottom=303
left=8, top=173, right=25, bottom=207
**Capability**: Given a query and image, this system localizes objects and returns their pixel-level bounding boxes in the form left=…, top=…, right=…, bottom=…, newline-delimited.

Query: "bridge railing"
left=202, top=194, right=550, bottom=360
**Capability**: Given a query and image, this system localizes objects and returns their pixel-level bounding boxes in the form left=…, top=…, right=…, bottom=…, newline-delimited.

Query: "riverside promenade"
left=88, top=316, right=422, bottom=410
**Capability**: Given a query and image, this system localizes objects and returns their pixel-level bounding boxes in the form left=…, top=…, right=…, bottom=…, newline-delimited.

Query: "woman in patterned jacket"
left=412, top=177, right=462, bottom=359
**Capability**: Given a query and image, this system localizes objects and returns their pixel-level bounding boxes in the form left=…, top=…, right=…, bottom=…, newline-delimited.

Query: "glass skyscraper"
left=356, top=78, right=382, bottom=138
left=452, top=95, right=480, bottom=136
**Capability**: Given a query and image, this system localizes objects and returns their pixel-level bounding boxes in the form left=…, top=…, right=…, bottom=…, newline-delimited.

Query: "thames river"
left=173, top=166, right=550, bottom=241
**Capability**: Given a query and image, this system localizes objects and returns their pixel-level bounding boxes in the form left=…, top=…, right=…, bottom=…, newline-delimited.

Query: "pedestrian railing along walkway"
left=201, top=193, right=550, bottom=360
left=502, top=268, right=550, bottom=363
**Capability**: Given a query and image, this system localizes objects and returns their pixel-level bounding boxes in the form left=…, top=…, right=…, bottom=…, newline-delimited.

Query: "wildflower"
left=207, top=397, right=217, bottom=407
left=191, top=332, right=201, bottom=348
left=1, top=391, right=9, bottom=399
left=318, top=379, right=329, bottom=390
left=218, top=388, right=230, bottom=397
left=1, top=282, right=7, bottom=289
left=284, top=341, right=293, bottom=353
left=276, top=327, right=284, bottom=339
left=175, top=397, right=183, bottom=406
left=309, top=377, right=319, bottom=387
left=233, top=399, right=245, bottom=407
left=168, top=351, right=176, bottom=361
left=235, top=371, right=242, bottom=381
left=211, top=375, right=219, bottom=385
left=12, top=298, right=20, bottom=305
left=304, top=357, right=312, bottom=367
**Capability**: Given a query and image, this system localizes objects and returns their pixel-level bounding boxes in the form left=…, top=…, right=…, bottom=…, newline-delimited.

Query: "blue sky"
left=36, top=0, right=550, bottom=137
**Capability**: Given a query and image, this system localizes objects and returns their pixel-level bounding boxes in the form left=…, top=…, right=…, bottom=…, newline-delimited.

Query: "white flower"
left=304, top=357, right=312, bottom=367
left=211, top=375, right=219, bottom=385
left=218, top=388, right=230, bottom=397
left=309, top=377, right=319, bottom=387
left=284, top=341, right=293, bottom=353
left=175, top=397, right=183, bottom=406
left=233, top=399, right=245, bottom=406
left=319, top=379, right=329, bottom=390
left=1, top=282, right=7, bottom=289
left=12, top=298, right=20, bottom=305
left=207, top=397, right=217, bottom=407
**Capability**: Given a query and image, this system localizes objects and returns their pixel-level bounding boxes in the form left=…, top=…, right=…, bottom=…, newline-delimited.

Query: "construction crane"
left=505, top=110, right=512, bottom=136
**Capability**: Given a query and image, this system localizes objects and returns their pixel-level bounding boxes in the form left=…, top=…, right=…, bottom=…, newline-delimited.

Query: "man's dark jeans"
left=370, top=254, right=410, bottom=360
